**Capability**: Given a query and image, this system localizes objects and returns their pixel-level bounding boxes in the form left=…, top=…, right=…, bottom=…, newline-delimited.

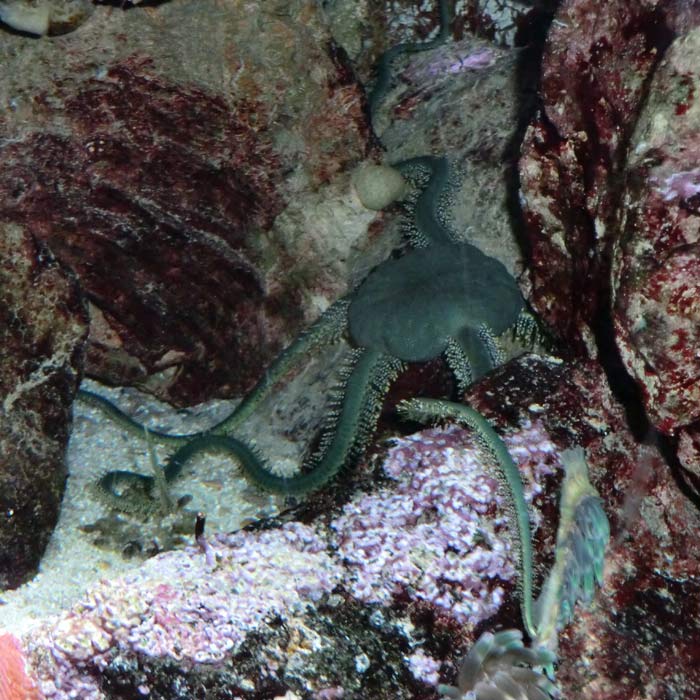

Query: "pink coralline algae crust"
left=0, top=57, right=283, bottom=406
left=612, top=27, right=700, bottom=434
left=12, top=406, right=561, bottom=699
left=655, top=167, right=700, bottom=200
left=331, top=422, right=559, bottom=626
left=23, top=523, right=343, bottom=700
left=518, top=0, right=688, bottom=351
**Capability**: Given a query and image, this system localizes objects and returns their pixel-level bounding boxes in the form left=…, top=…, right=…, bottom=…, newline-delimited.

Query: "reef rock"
left=613, top=27, right=700, bottom=434
left=519, top=0, right=676, bottom=351
left=519, top=0, right=700, bottom=437
left=0, top=223, right=88, bottom=589
left=0, top=0, right=93, bottom=36
left=5, top=353, right=700, bottom=698
left=0, top=0, right=372, bottom=406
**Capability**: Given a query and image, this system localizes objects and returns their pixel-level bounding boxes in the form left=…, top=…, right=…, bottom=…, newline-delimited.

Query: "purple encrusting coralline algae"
left=13, top=420, right=560, bottom=698
left=22, top=524, right=343, bottom=700
left=330, top=420, right=559, bottom=624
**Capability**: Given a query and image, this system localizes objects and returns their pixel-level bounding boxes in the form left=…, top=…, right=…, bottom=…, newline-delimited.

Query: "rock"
left=0, top=0, right=93, bottom=37
left=519, top=0, right=700, bottom=438
left=1, top=356, right=574, bottom=697
left=0, top=222, right=88, bottom=589
left=612, top=27, right=700, bottom=433
left=518, top=0, right=685, bottom=353
left=0, top=0, right=373, bottom=406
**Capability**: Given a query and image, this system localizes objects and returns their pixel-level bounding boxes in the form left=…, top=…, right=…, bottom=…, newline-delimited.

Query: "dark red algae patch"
left=674, top=73, right=695, bottom=115
left=0, top=56, right=285, bottom=405
left=465, top=354, right=608, bottom=449
left=557, top=548, right=700, bottom=700
left=518, top=0, right=676, bottom=352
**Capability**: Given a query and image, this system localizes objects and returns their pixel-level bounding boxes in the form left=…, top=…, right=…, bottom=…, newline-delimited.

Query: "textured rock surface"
left=0, top=0, right=93, bottom=36
left=0, top=0, right=372, bottom=406
left=376, top=33, right=527, bottom=277
left=519, top=0, right=700, bottom=437
left=465, top=355, right=700, bottom=700
left=327, top=0, right=544, bottom=280
left=613, top=27, right=700, bottom=434
left=6, top=353, right=700, bottom=698
left=0, top=223, right=88, bottom=589
left=519, top=0, right=678, bottom=352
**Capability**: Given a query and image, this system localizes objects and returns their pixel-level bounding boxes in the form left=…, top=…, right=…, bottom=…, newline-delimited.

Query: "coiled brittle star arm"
left=166, top=348, right=403, bottom=495
left=78, top=298, right=354, bottom=508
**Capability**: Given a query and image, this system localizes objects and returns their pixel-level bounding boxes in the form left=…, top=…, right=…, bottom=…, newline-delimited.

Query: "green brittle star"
left=80, top=153, right=529, bottom=512
left=79, top=0, right=536, bottom=512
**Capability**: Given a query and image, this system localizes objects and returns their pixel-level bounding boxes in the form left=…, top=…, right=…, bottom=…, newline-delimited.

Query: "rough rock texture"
left=335, top=0, right=549, bottom=72
left=613, top=27, right=700, bottom=434
left=0, top=0, right=93, bottom=36
left=519, top=0, right=676, bottom=353
left=464, top=355, right=700, bottom=700
left=6, top=353, right=700, bottom=699
left=0, top=223, right=88, bottom=589
left=519, top=0, right=700, bottom=437
left=0, top=0, right=372, bottom=406
left=678, top=423, right=700, bottom=481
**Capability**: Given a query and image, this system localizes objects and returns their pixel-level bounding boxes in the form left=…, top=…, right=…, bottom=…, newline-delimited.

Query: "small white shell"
left=351, top=163, right=408, bottom=211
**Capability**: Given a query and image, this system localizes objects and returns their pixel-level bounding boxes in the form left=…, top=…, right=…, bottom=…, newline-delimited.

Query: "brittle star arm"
left=166, top=347, right=403, bottom=495
left=397, top=397, right=537, bottom=639
left=76, top=296, right=351, bottom=444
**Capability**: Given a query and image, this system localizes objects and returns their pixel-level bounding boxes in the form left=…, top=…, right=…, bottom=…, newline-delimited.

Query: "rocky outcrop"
left=613, top=27, right=700, bottom=434
left=519, top=0, right=700, bottom=441
left=0, top=223, right=87, bottom=589
left=0, top=0, right=372, bottom=407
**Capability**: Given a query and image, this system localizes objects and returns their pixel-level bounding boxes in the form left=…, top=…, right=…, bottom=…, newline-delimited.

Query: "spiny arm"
left=210, top=296, right=351, bottom=435
left=76, top=389, right=199, bottom=446
left=369, top=0, right=454, bottom=117
left=166, top=348, right=403, bottom=495
left=398, top=397, right=537, bottom=639
left=76, top=297, right=351, bottom=444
